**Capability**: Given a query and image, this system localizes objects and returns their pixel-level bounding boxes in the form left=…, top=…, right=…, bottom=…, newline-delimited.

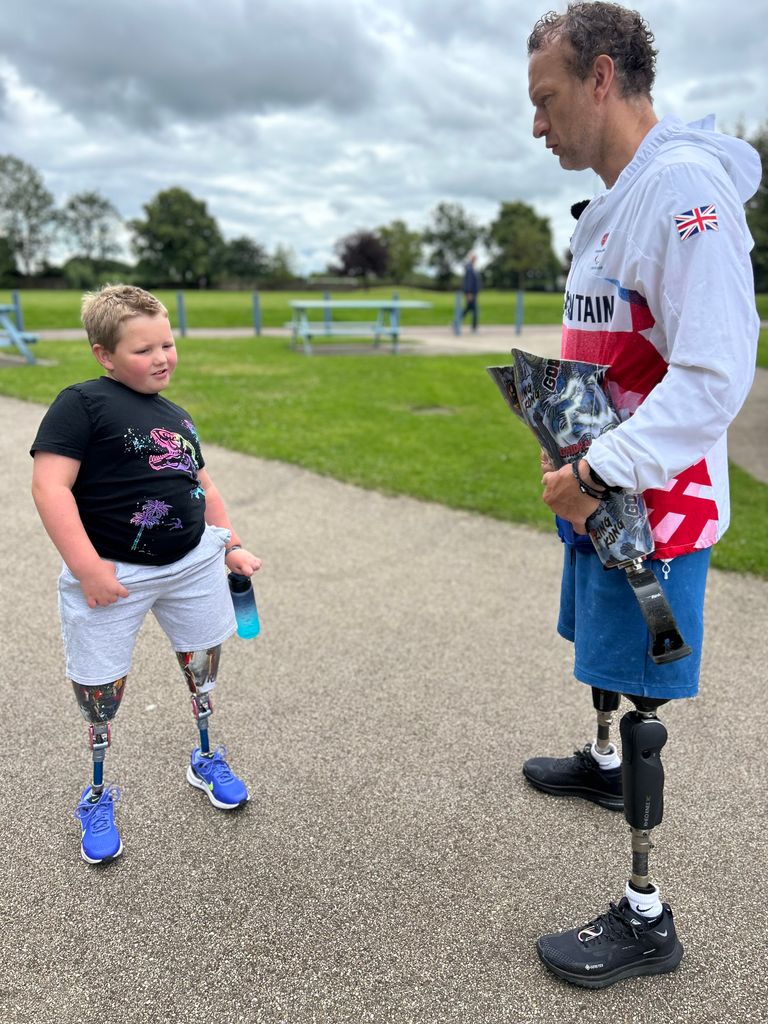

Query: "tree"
left=263, top=244, right=297, bottom=287
left=130, top=187, right=224, bottom=288
left=485, top=201, right=561, bottom=290
left=333, top=229, right=389, bottom=285
left=0, top=235, right=16, bottom=281
left=422, top=202, right=481, bottom=287
left=377, top=219, right=422, bottom=283
left=745, top=124, right=768, bottom=292
left=0, top=155, right=57, bottom=275
left=59, top=190, right=122, bottom=262
left=220, top=236, right=268, bottom=285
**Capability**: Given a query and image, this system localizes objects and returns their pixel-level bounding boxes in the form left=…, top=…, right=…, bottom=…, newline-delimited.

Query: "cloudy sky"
left=1, top=0, right=765, bottom=274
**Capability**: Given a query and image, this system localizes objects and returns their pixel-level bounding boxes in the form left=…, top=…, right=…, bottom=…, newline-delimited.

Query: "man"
left=524, top=2, right=760, bottom=989
left=456, top=252, right=480, bottom=332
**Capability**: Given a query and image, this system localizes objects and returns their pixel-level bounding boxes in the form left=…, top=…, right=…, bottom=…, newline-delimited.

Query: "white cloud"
left=0, top=0, right=765, bottom=274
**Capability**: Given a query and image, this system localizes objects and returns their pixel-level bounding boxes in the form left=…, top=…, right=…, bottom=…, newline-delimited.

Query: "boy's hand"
left=78, top=563, right=130, bottom=608
left=226, top=547, right=262, bottom=577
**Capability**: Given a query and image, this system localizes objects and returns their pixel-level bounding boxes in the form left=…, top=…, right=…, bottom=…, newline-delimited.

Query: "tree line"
left=1, top=134, right=766, bottom=291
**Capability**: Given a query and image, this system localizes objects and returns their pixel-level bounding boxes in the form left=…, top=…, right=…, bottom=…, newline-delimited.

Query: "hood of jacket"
left=571, top=115, right=762, bottom=256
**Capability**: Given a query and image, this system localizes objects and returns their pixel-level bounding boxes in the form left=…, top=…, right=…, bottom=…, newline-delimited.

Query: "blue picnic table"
left=287, top=299, right=432, bottom=355
left=0, top=304, right=37, bottom=363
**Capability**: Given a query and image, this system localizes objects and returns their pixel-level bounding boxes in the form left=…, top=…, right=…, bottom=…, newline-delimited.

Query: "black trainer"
left=522, top=743, right=623, bottom=811
left=536, top=896, right=684, bottom=989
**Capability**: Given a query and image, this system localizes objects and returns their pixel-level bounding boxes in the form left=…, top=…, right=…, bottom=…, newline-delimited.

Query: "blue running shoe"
left=187, top=746, right=249, bottom=810
left=75, top=786, right=123, bottom=864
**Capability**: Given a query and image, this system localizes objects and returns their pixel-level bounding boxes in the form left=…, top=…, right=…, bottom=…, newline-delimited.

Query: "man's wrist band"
left=585, top=460, right=624, bottom=494
left=572, top=459, right=606, bottom=500
left=225, top=543, right=243, bottom=555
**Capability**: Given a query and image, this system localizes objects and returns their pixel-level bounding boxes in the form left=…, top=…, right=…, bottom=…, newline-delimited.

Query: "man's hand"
left=78, top=562, right=130, bottom=608
left=541, top=462, right=600, bottom=534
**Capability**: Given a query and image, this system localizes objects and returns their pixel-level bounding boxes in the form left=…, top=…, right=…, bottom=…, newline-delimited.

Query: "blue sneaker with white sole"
left=187, top=746, right=249, bottom=809
left=75, top=785, right=123, bottom=864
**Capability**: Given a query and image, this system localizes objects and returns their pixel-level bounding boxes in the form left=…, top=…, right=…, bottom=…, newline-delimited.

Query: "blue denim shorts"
left=557, top=546, right=711, bottom=700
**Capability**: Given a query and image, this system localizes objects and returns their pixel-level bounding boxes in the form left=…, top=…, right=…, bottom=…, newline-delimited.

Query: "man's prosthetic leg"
left=72, top=677, right=127, bottom=800
left=176, top=645, right=248, bottom=809
left=620, top=695, right=669, bottom=913
left=593, top=686, right=621, bottom=759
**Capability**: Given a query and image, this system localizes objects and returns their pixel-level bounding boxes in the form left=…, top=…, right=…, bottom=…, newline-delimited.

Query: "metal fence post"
left=252, top=291, right=262, bottom=336
left=323, top=290, right=331, bottom=335
left=176, top=292, right=187, bottom=337
left=515, top=288, right=524, bottom=335
left=11, top=290, right=23, bottom=330
left=453, top=291, right=463, bottom=335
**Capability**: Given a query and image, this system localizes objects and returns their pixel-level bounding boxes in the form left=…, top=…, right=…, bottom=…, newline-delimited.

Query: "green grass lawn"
left=2, top=287, right=566, bottom=331
left=2, top=335, right=765, bottom=577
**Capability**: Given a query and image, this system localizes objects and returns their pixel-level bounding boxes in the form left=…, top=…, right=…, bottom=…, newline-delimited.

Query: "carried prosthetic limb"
left=176, top=645, right=221, bottom=754
left=72, top=677, right=127, bottom=800
left=620, top=695, right=669, bottom=901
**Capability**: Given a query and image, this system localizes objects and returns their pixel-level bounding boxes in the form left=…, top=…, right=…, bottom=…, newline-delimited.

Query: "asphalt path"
left=2, top=341, right=767, bottom=1023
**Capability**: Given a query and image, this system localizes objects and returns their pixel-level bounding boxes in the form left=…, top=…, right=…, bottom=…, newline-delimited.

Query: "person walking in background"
left=455, top=251, right=481, bottom=333
left=522, top=0, right=760, bottom=989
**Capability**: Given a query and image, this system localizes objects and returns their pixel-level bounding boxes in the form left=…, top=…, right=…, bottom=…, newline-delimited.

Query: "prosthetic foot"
left=522, top=688, right=623, bottom=811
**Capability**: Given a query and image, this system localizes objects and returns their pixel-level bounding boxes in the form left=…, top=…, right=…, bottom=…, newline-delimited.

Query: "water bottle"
left=228, top=572, right=260, bottom=639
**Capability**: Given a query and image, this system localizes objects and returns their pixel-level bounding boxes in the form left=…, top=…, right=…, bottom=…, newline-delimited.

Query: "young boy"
left=30, top=284, right=261, bottom=865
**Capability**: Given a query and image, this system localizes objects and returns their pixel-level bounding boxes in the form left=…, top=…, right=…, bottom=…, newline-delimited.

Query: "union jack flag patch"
left=674, top=205, right=718, bottom=241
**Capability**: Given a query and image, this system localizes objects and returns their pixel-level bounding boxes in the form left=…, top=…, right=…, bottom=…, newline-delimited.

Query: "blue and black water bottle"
left=228, top=572, right=261, bottom=639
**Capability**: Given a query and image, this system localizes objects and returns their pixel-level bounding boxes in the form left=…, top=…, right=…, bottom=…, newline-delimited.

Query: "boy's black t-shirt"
left=30, top=376, right=207, bottom=565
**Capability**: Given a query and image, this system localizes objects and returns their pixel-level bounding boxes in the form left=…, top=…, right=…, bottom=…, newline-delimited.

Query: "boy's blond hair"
left=81, top=284, right=169, bottom=352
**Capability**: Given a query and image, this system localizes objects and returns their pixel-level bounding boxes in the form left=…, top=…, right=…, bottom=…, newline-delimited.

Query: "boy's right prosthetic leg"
left=593, top=686, right=621, bottom=756
left=72, top=676, right=127, bottom=799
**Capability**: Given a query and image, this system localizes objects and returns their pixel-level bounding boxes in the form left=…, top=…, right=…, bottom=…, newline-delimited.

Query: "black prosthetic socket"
left=592, top=687, right=621, bottom=755
left=620, top=696, right=668, bottom=889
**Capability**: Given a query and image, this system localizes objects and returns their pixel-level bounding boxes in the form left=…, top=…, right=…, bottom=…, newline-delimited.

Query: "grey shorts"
left=58, top=525, right=237, bottom=685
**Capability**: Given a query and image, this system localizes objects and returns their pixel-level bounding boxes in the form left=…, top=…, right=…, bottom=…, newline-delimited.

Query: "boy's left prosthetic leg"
left=175, top=645, right=249, bottom=810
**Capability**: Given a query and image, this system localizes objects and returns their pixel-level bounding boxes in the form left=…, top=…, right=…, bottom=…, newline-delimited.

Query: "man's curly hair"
left=528, top=2, right=657, bottom=98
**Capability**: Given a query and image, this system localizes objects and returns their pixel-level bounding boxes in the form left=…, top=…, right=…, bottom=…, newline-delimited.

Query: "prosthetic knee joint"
left=72, top=677, right=127, bottom=797
left=620, top=696, right=668, bottom=891
left=176, top=646, right=221, bottom=755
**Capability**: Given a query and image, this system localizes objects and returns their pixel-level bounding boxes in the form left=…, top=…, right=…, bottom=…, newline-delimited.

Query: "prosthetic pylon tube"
left=620, top=704, right=668, bottom=889
left=176, top=646, right=221, bottom=755
left=72, top=677, right=127, bottom=797
left=592, top=686, right=620, bottom=754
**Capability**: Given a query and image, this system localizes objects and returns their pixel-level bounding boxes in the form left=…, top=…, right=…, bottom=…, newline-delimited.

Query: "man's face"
left=528, top=40, right=598, bottom=173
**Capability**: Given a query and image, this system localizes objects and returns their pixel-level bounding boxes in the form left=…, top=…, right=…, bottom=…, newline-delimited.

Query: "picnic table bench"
left=0, top=304, right=37, bottom=364
left=287, top=299, right=432, bottom=355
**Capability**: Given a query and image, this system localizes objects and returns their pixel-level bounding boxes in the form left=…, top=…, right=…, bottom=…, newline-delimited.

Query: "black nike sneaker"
left=522, top=743, right=623, bottom=811
left=536, top=897, right=684, bottom=989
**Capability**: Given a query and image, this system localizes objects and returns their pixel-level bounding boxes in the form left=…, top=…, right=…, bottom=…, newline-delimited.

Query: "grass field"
left=1, top=286, right=570, bottom=331
left=1, top=335, right=765, bottom=577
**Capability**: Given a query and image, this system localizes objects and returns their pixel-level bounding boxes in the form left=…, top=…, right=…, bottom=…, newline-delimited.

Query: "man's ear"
left=592, top=54, right=615, bottom=103
left=92, top=344, right=114, bottom=370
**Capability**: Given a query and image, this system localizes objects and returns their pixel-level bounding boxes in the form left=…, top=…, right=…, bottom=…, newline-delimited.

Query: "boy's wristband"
left=225, top=544, right=243, bottom=555
left=585, top=460, right=624, bottom=494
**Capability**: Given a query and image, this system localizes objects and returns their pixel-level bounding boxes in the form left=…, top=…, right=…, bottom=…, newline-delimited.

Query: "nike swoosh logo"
left=654, top=929, right=668, bottom=937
